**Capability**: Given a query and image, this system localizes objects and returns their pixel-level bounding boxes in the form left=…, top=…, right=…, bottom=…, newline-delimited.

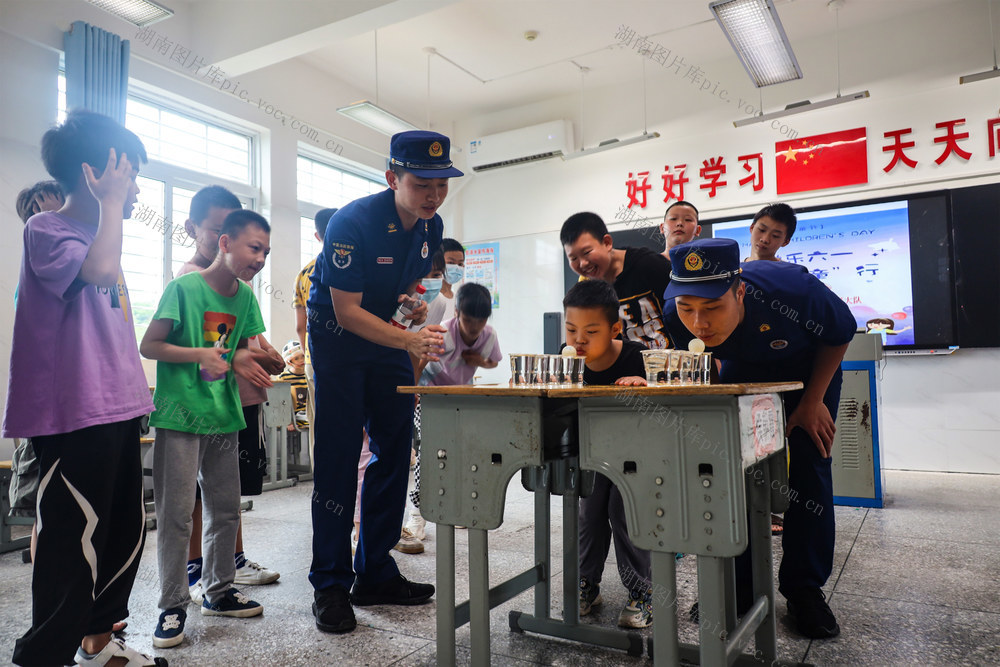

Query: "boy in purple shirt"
left=418, top=283, right=501, bottom=386
left=3, top=110, right=163, bottom=666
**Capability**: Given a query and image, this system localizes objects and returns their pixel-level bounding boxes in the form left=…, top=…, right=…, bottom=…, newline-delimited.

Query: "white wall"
left=453, top=1, right=1000, bottom=473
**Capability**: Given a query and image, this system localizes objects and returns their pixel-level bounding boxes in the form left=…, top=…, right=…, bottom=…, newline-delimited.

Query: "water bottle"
left=390, top=284, right=427, bottom=329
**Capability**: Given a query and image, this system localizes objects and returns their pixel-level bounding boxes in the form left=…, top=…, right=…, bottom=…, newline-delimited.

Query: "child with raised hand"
left=141, top=209, right=274, bottom=649
left=4, top=110, right=163, bottom=667
left=563, top=279, right=652, bottom=629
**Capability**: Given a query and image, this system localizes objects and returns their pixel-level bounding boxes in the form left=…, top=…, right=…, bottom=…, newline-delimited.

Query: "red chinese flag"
left=774, top=127, right=868, bottom=195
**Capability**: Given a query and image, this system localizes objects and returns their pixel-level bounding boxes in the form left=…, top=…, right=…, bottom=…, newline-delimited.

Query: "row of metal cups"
left=641, top=349, right=712, bottom=385
left=510, top=354, right=586, bottom=386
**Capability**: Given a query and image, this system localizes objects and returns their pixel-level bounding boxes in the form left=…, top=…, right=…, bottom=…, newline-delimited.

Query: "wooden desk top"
left=398, top=381, right=803, bottom=398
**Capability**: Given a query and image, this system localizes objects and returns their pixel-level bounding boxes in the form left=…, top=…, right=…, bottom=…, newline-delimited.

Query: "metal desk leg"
left=469, top=528, right=491, bottom=665
left=650, top=551, right=679, bottom=666
left=562, top=489, right=579, bottom=625
left=751, top=466, right=778, bottom=664
left=534, top=467, right=551, bottom=620
left=697, top=555, right=728, bottom=666
left=437, top=524, right=456, bottom=667
left=725, top=556, right=739, bottom=633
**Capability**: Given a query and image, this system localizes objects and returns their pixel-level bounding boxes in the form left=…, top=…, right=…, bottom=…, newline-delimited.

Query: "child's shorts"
left=8, top=438, right=39, bottom=518
left=237, top=404, right=266, bottom=496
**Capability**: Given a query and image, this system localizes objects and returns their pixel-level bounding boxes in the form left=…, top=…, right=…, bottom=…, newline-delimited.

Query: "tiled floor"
left=2, top=470, right=999, bottom=665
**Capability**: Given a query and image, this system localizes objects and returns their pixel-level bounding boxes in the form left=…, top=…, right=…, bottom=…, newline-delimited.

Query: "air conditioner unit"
left=467, top=120, right=574, bottom=172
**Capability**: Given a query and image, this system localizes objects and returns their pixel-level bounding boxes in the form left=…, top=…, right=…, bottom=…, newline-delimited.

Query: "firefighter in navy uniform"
left=661, top=238, right=855, bottom=639
left=306, top=131, right=461, bottom=634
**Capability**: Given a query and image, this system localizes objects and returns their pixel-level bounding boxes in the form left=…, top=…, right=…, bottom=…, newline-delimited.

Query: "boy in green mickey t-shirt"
left=140, top=210, right=274, bottom=648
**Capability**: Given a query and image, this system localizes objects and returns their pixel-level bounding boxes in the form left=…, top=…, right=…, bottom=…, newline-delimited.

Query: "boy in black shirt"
left=561, top=212, right=671, bottom=349
left=564, top=280, right=650, bottom=627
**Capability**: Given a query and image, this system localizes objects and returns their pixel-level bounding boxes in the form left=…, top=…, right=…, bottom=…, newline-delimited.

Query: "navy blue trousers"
left=308, top=335, right=414, bottom=592
left=734, top=372, right=840, bottom=608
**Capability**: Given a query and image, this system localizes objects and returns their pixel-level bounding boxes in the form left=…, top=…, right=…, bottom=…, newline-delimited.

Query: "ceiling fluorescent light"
left=563, top=132, right=660, bottom=160
left=337, top=100, right=419, bottom=136
left=85, top=0, right=173, bottom=27
left=960, top=67, right=1000, bottom=84
left=733, top=90, right=869, bottom=127
left=710, top=0, right=802, bottom=87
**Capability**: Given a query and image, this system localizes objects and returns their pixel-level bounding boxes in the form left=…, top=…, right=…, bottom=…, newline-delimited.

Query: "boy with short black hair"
left=141, top=209, right=275, bottom=648
left=659, top=200, right=701, bottom=259
left=16, top=179, right=63, bottom=223
left=419, top=282, right=502, bottom=386
left=561, top=212, right=672, bottom=349
left=177, top=186, right=282, bottom=605
left=748, top=202, right=797, bottom=262
left=662, top=237, right=855, bottom=639
left=4, top=109, right=162, bottom=666
left=563, top=279, right=652, bottom=628
left=181, top=185, right=243, bottom=272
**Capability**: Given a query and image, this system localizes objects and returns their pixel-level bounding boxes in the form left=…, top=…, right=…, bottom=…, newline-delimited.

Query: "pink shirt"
left=423, top=317, right=502, bottom=386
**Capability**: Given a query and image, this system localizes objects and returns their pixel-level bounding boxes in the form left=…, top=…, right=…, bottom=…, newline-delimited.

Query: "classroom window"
left=296, top=155, right=384, bottom=269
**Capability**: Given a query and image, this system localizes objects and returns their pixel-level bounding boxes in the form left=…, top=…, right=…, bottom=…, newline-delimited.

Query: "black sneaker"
left=313, top=586, right=356, bottom=634
left=786, top=588, right=841, bottom=639
left=351, top=574, right=434, bottom=606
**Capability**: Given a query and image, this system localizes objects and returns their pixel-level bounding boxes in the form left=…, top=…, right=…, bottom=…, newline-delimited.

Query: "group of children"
left=3, top=108, right=838, bottom=666
left=558, top=199, right=851, bottom=642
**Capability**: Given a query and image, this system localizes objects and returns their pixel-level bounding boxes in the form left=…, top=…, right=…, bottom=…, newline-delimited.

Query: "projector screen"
left=708, top=194, right=956, bottom=350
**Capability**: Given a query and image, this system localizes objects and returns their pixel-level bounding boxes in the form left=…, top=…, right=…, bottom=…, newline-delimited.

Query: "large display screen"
left=708, top=194, right=956, bottom=350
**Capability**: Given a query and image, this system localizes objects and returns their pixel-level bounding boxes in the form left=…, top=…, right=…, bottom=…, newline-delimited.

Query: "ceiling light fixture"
left=337, top=30, right=419, bottom=136
left=85, top=0, right=173, bottom=27
left=564, top=59, right=660, bottom=160
left=733, top=90, right=869, bottom=127
left=960, top=0, right=999, bottom=84
left=733, top=0, right=869, bottom=127
left=710, top=0, right=802, bottom=87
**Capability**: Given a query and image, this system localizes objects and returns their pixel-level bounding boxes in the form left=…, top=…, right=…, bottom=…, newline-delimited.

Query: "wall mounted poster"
left=465, top=242, right=500, bottom=309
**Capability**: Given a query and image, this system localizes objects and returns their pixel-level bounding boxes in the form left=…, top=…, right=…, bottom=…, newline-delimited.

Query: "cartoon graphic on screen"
left=200, top=311, right=237, bottom=382
left=866, top=316, right=912, bottom=340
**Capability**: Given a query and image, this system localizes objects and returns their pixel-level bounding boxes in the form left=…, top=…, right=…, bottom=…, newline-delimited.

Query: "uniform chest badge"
left=387, top=223, right=398, bottom=233
left=769, top=339, right=788, bottom=350
left=421, top=242, right=429, bottom=258
left=333, top=248, right=352, bottom=269
left=759, top=324, right=771, bottom=333
left=377, top=257, right=393, bottom=265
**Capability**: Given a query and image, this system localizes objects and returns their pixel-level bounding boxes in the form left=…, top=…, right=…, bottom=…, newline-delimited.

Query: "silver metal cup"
left=696, top=352, right=713, bottom=385
left=511, top=354, right=533, bottom=385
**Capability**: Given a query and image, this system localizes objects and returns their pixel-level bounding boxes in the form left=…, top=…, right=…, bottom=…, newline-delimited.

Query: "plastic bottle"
left=390, top=284, right=427, bottom=329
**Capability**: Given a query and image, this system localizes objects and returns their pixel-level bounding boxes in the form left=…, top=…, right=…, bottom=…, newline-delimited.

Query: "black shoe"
left=786, top=588, right=840, bottom=639
left=313, top=586, right=356, bottom=633
left=351, top=574, right=434, bottom=606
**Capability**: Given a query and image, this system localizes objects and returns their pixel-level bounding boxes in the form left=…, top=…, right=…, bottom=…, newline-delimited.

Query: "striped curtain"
left=64, top=21, right=130, bottom=123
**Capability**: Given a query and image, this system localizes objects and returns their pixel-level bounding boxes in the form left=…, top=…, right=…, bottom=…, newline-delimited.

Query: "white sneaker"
left=406, top=510, right=427, bottom=541
left=189, top=579, right=204, bottom=605
left=393, top=526, right=425, bottom=554
left=233, top=559, right=280, bottom=585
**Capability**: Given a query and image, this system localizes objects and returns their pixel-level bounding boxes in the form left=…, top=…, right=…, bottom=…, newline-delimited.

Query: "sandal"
left=771, top=513, right=784, bottom=536
left=75, top=636, right=167, bottom=666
